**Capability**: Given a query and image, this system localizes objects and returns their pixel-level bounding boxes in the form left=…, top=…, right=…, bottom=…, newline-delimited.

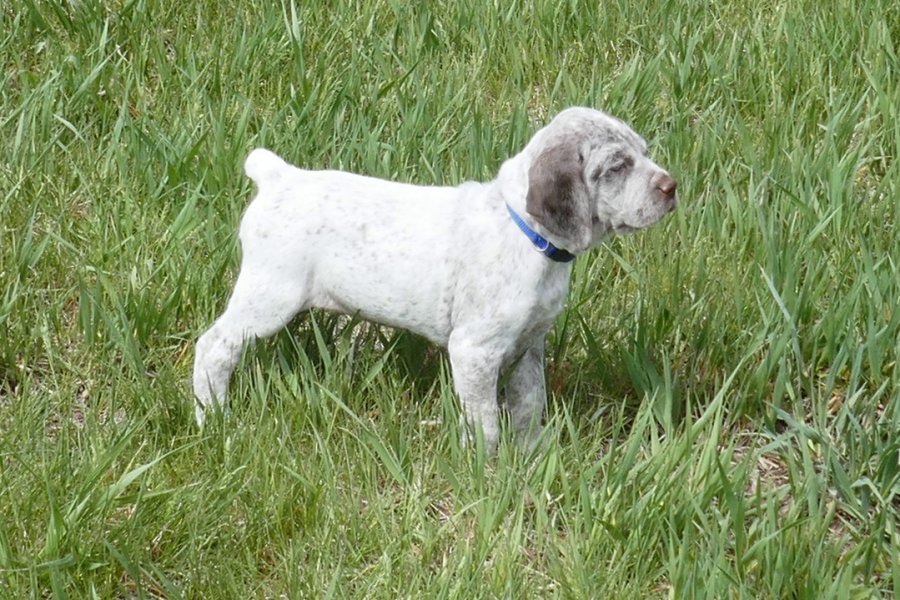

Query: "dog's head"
left=524, top=107, right=677, bottom=253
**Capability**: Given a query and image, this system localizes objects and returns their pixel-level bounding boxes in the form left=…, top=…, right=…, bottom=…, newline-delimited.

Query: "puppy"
left=193, top=107, right=677, bottom=452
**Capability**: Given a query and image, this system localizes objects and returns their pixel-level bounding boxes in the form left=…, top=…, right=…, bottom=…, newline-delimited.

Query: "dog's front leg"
left=448, top=330, right=502, bottom=453
left=503, top=343, right=547, bottom=453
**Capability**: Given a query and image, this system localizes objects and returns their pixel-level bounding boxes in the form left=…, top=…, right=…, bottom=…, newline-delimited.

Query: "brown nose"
left=657, top=173, right=677, bottom=197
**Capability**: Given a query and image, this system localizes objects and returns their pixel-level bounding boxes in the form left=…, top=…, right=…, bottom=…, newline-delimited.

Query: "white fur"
left=192, top=107, right=677, bottom=452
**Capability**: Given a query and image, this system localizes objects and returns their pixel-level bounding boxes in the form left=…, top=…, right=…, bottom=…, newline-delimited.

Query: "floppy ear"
left=525, top=143, right=592, bottom=251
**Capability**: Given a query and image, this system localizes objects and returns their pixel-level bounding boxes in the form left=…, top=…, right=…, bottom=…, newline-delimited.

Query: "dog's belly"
left=311, top=258, right=455, bottom=346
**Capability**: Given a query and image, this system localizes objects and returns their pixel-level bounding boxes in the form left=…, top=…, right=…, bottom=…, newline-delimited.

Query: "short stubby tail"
left=244, top=148, right=289, bottom=188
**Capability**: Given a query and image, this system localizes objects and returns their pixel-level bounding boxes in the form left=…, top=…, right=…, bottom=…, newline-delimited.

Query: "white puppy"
left=193, top=107, right=677, bottom=452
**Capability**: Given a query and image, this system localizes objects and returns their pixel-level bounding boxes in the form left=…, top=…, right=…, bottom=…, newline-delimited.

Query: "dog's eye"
left=592, top=155, right=633, bottom=181
left=606, top=155, right=634, bottom=175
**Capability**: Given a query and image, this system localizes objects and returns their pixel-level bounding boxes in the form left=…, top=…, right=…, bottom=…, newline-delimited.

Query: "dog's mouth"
left=663, top=194, right=678, bottom=213
left=616, top=198, right=678, bottom=233
left=613, top=223, right=638, bottom=234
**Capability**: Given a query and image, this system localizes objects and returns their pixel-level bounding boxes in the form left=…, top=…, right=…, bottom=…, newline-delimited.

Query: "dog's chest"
left=501, top=264, right=570, bottom=341
left=526, top=273, right=569, bottom=330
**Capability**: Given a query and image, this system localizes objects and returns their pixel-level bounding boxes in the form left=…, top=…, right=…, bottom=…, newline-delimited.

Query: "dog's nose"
left=657, top=173, right=677, bottom=198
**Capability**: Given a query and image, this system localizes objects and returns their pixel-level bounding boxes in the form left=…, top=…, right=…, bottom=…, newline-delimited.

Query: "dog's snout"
left=657, top=173, right=677, bottom=198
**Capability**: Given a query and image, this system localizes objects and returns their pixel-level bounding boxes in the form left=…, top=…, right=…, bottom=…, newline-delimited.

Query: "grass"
left=1, top=0, right=898, bottom=597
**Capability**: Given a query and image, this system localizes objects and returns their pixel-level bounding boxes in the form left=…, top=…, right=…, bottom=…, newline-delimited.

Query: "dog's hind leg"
left=192, top=267, right=308, bottom=426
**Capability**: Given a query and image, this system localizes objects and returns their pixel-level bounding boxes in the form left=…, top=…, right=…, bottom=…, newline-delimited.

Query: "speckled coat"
left=192, top=107, right=677, bottom=453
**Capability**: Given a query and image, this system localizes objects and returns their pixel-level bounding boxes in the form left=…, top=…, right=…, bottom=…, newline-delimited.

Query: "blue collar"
left=506, top=204, right=576, bottom=263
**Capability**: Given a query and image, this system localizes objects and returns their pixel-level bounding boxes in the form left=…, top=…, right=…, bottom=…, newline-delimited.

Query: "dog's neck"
left=505, top=204, right=576, bottom=263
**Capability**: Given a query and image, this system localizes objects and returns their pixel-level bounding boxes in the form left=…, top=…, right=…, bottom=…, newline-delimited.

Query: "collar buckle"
left=506, top=204, right=576, bottom=263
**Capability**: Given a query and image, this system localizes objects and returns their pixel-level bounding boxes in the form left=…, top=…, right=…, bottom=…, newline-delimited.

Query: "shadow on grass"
left=249, top=309, right=673, bottom=444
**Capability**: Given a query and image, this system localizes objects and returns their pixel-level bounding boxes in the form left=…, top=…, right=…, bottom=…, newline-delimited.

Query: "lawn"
left=1, top=0, right=898, bottom=597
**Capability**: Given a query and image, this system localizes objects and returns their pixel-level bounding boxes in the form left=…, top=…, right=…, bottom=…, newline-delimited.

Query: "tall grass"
left=1, top=0, right=898, bottom=597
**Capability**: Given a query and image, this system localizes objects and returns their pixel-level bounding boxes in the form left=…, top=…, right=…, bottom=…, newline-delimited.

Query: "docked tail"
left=244, top=148, right=290, bottom=188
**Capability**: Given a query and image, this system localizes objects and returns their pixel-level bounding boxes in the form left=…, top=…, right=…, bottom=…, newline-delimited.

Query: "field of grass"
left=1, top=0, right=899, bottom=597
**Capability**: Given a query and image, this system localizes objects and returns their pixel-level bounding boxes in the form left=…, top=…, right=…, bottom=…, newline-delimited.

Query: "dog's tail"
left=244, top=148, right=289, bottom=188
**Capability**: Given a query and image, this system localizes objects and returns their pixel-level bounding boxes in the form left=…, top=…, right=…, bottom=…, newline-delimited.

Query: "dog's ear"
left=525, top=143, right=592, bottom=251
